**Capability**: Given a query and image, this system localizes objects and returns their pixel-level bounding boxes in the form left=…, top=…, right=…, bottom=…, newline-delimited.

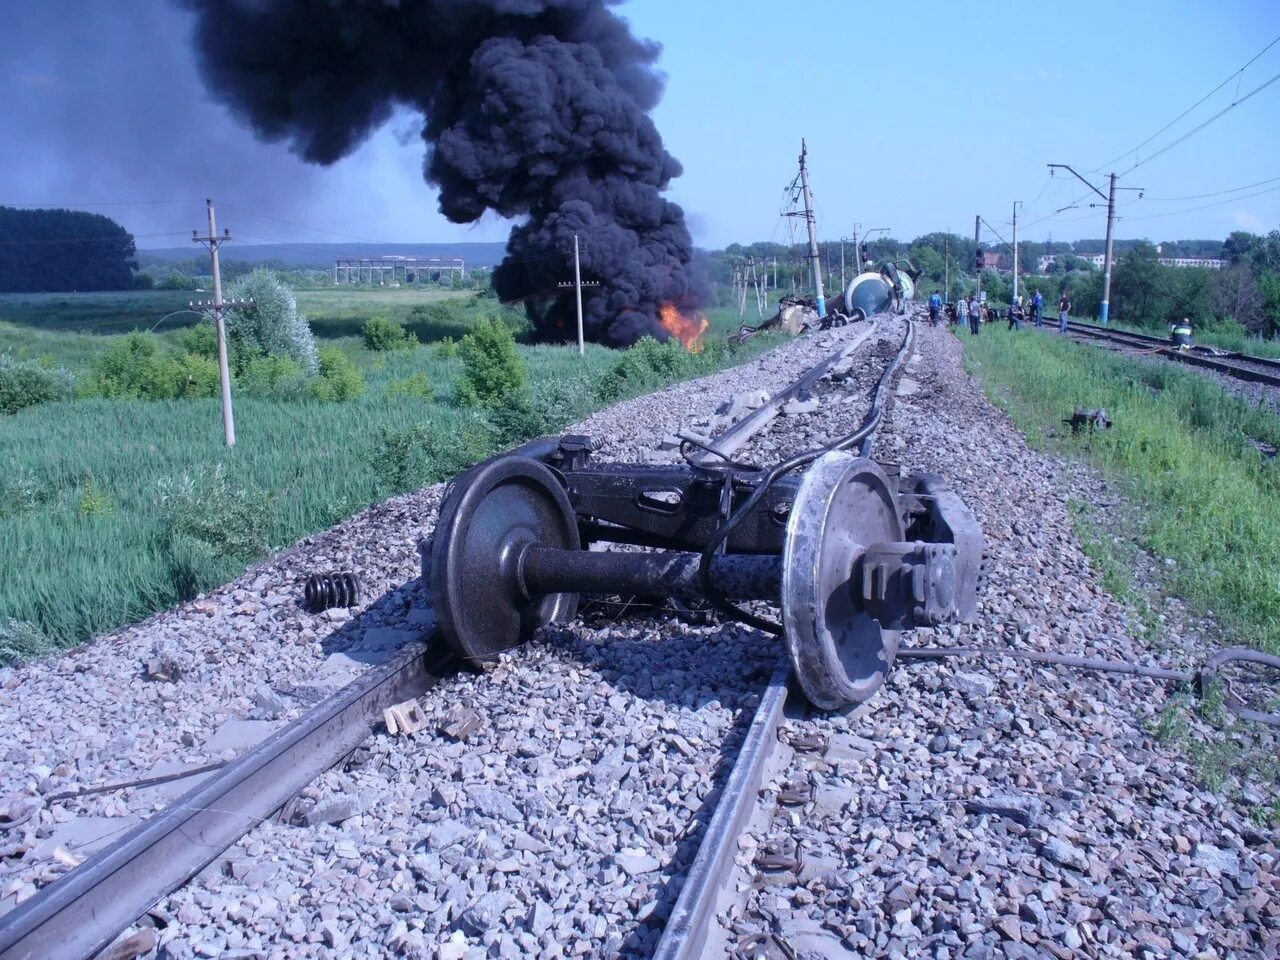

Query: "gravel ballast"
left=2, top=315, right=1275, bottom=960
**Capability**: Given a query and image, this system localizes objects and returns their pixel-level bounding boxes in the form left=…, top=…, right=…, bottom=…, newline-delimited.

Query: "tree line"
left=0, top=207, right=138, bottom=292
left=704, top=229, right=1280, bottom=337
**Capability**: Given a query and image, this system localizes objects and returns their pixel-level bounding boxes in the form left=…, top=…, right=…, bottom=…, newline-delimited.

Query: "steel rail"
left=655, top=316, right=913, bottom=959
left=651, top=668, right=791, bottom=960
left=692, top=322, right=878, bottom=463
left=0, top=634, right=458, bottom=960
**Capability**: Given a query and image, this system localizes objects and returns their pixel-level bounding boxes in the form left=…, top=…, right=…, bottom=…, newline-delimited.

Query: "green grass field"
left=0, top=295, right=780, bottom=656
left=0, top=286, right=477, bottom=339
left=962, top=323, right=1280, bottom=653
left=960, top=323, right=1280, bottom=810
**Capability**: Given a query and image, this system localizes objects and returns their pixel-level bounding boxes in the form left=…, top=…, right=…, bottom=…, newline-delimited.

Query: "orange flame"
left=658, top=302, right=709, bottom=352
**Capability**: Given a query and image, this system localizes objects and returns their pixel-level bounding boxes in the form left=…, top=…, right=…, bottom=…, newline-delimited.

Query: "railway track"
left=653, top=318, right=915, bottom=959
left=0, top=316, right=919, bottom=960
left=1061, top=320, right=1280, bottom=389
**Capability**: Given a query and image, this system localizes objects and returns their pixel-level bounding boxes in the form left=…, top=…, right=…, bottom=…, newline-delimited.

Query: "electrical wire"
left=1124, top=183, right=1280, bottom=221
left=697, top=320, right=913, bottom=634
left=0, top=199, right=191, bottom=208
left=1119, top=68, right=1280, bottom=177
left=1092, top=33, right=1280, bottom=172
left=897, top=645, right=1280, bottom=727
left=0, top=231, right=190, bottom=246
left=1142, top=174, right=1280, bottom=202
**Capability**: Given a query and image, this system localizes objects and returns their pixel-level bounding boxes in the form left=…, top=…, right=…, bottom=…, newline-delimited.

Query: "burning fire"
left=658, top=302, right=709, bottom=352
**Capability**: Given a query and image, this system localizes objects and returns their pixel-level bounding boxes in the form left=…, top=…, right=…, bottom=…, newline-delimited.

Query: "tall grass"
left=961, top=324, right=1280, bottom=654
left=0, top=311, right=779, bottom=654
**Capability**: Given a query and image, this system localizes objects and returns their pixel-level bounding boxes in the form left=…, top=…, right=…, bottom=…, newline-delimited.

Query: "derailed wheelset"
left=425, top=435, right=984, bottom=711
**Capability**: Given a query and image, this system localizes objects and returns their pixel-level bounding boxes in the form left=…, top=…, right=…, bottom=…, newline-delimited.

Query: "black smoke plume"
left=179, top=0, right=700, bottom=346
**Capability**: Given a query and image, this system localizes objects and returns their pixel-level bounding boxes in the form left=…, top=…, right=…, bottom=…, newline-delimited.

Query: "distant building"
left=1158, top=257, right=1222, bottom=270
left=1034, top=253, right=1221, bottom=273
left=332, top=256, right=466, bottom=285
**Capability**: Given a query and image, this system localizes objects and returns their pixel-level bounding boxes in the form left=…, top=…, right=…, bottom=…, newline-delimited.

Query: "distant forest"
left=0, top=207, right=138, bottom=292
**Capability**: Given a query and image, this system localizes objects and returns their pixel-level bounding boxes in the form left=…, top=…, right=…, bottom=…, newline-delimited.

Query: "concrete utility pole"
left=797, top=140, right=826, bottom=316
left=557, top=235, right=600, bottom=355
left=1012, top=200, right=1021, bottom=304
left=944, top=236, right=950, bottom=303
left=1101, top=173, right=1116, bottom=325
left=974, top=215, right=982, bottom=298
left=1047, top=164, right=1142, bottom=325
left=192, top=200, right=237, bottom=448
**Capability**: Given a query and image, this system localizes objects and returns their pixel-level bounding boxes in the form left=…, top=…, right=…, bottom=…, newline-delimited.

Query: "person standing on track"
left=956, top=293, right=969, bottom=331
left=1058, top=290, right=1071, bottom=334
left=928, top=291, right=942, bottom=327
left=1032, top=289, right=1044, bottom=328
left=968, top=293, right=981, bottom=336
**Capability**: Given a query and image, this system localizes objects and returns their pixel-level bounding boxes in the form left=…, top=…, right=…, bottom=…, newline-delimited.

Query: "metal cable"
left=898, top=645, right=1280, bottom=727
left=697, top=320, right=913, bottom=634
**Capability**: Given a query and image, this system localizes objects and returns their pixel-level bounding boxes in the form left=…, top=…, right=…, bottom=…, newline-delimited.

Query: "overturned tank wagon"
left=836, top=261, right=917, bottom=322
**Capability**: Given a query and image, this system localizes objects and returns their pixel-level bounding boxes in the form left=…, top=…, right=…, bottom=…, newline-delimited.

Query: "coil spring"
left=304, top=572, right=360, bottom=612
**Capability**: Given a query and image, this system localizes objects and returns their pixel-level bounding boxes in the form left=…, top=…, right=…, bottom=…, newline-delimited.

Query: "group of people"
left=926, top=288, right=1072, bottom=335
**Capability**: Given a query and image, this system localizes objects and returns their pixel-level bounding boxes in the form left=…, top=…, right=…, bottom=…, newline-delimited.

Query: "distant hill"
left=137, top=241, right=509, bottom=270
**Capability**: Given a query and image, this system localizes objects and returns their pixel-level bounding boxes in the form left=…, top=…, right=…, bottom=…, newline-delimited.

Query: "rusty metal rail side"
left=694, top=321, right=878, bottom=463
left=0, top=634, right=457, bottom=960
left=651, top=667, right=791, bottom=960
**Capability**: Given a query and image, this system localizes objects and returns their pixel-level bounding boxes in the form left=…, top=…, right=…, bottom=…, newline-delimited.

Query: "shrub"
left=0, top=618, right=54, bottom=667
left=157, top=465, right=273, bottom=594
left=175, top=354, right=220, bottom=398
left=222, top=270, right=319, bottom=374
left=371, top=417, right=495, bottom=494
left=387, top=371, right=433, bottom=399
left=180, top=323, right=218, bottom=359
left=456, top=316, right=527, bottom=407
left=486, top=393, right=556, bottom=449
left=363, top=316, right=418, bottom=352
left=407, top=301, right=464, bottom=339
left=596, top=336, right=694, bottom=402
left=92, top=332, right=185, bottom=400
left=310, top=347, right=365, bottom=402
left=0, top=351, right=75, bottom=414
left=78, top=479, right=113, bottom=517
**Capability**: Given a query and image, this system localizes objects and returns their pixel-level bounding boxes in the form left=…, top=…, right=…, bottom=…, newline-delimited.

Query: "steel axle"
left=428, top=444, right=981, bottom=710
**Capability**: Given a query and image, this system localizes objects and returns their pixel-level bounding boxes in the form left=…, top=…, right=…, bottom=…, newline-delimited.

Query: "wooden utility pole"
left=193, top=200, right=237, bottom=448
left=557, top=235, right=599, bottom=354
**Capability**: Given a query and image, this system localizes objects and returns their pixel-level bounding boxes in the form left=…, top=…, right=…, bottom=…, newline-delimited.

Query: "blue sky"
left=3, top=0, right=1278, bottom=250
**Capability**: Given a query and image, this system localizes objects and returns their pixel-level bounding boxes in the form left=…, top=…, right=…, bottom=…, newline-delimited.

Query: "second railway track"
left=1059, top=319, right=1280, bottom=390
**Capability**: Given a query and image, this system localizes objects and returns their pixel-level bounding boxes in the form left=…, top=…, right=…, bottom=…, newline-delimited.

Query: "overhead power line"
left=1124, top=183, right=1280, bottom=221
left=1093, top=33, right=1280, bottom=172
left=0, top=199, right=190, bottom=208
left=1143, top=173, right=1280, bottom=202
left=1119, top=68, right=1280, bottom=176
